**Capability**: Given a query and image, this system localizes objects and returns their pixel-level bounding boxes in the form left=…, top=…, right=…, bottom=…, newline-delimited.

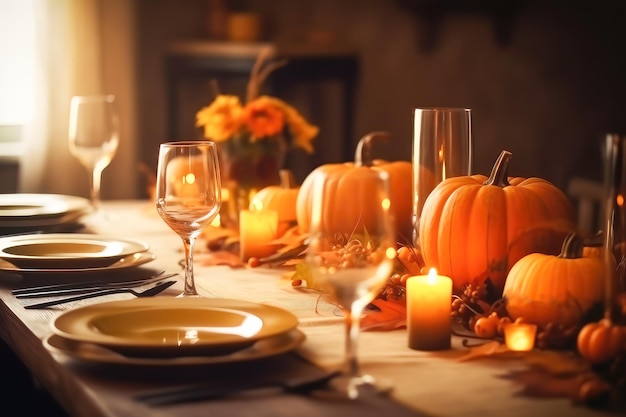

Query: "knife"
left=136, top=370, right=341, bottom=406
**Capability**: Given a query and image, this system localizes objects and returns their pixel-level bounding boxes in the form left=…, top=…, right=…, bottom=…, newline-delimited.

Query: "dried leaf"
left=199, top=251, right=245, bottom=268
left=361, top=298, right=407, bottom=331
left=523, top=350, right=590, bottom=376
left=500, top=369, right=581, bottom=398
left=458, top=341, right=510, bottom=361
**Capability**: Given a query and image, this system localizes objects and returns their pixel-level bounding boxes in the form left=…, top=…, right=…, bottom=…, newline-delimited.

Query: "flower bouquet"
left=196, top=48, right=319, bottom=227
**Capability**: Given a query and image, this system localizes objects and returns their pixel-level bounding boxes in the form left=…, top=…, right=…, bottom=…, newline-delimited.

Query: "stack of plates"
left=0, top=233, right=155, bottom=275
left=0, top=193, right=93, bottom=233
left=44, top=297, right=305, bottom=366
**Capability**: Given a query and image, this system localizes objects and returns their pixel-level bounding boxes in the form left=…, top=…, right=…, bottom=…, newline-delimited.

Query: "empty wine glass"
left=305, top=169, right=396, bottom=399
left=68, top=95, right=120, bottom=218
left=156, top=141, right=222, bottom=297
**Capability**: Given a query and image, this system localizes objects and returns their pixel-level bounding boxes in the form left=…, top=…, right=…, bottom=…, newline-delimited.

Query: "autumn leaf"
left=523, top=350, right=590, bottom=376
left=199, top=250, right=245, bottom=268
left=457, top=341, right=512, bottom=361
left=361, top=298, right=407, bottom=331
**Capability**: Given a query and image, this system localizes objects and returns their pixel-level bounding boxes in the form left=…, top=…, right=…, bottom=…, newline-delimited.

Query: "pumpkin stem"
left=278, top=169, right=296, bottom=189
left=354, top=131, right=391, bottom=167
left=558, top=232, right=585, bottom=259
left=483, top=150, right=512, bottom=187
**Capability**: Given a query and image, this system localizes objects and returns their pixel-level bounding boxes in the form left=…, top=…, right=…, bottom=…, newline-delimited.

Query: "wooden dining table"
left=0, top=200, right=618, bottom=417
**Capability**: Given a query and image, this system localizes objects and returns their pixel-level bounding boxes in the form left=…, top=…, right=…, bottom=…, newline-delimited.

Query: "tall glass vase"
left=218, top=133, right=286, bottom=228
left=601, top=133, right=626, bottom=321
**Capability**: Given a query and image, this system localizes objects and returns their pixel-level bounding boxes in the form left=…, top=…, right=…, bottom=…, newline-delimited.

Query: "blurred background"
left=2, top=0, right=626, bottom=200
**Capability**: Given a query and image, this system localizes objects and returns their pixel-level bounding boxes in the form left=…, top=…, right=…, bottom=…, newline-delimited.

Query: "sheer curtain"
left=19, top=0, right=138, bottom=200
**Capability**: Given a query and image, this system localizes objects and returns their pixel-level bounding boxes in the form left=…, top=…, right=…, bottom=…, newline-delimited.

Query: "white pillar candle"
left=407, top=268, right=452, bottom=350
left=239, top=209, right=278, bottom=261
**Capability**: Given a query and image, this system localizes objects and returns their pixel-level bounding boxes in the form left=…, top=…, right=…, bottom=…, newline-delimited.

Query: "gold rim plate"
left=43, top=328, right=305, bottom=366
left=0, top=194, right=91, bottom=226
left=0, top=233, right=150, bottom=269
left=51, top=298, right=300, bottom=357
left=0, top=251, right=155, bottom=274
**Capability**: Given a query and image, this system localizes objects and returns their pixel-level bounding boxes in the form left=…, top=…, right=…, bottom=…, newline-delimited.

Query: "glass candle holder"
left=412, top=108, right=473, bottom=246
left=503, top=322, right=537, bottom=351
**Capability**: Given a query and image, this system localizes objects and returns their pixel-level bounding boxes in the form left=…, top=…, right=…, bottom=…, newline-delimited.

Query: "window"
left=0, top=0, right=35, bottom=145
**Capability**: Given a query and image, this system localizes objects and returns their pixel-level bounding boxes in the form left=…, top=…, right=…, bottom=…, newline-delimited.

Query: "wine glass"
left=68, top=95, right=120, bottom=218
left=305, top=169, right=396, bottom=399
left=156, top=141, right=222, bottom=297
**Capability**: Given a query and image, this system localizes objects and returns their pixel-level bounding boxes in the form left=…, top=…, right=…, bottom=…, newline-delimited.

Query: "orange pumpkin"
left=503, top=233, right=613, bottom=328
left=418, top=150, right=575, bottom=295
left=577, top=318, right=626, bottom=364
left=296, top=132, right=413, bottom=240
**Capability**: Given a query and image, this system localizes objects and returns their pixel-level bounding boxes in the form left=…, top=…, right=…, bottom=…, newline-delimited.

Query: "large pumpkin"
left=418, top=150, right=575, bottom=294
left=296, top=132, right=413, bottom=240
left=503, top=233, right=614, bottom=327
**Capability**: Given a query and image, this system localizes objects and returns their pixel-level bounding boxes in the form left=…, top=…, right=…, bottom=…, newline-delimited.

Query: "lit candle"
left=239, top=209, right=278, bottom=260
left=406, top=268, right=452, bottom=350
left=503, top=322, right=537, bottom=351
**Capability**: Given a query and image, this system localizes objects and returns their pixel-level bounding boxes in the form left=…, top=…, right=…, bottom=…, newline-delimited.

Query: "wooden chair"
left=566, top=177, right=605, bottom=236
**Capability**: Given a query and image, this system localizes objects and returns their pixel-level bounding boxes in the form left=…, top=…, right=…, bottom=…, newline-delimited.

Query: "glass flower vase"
left=218, top=133, right=286, bottom=228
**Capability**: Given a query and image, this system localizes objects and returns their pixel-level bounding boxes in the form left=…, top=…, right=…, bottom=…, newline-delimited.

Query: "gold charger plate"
left=0, top=251, right=156, bottom=275
left=51, top=298, right=300, bottom=357
left=43, top=328, right=305, bottom=367
left=0, top=194, right=91, bottom=227
left=0, top=233, right=150, bottom=269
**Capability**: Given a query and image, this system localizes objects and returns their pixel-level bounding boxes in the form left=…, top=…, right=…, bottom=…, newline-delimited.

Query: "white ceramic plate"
left=0, top=251, right=156, bottom=275
left=0, top=194, right=91, bottom=227
left=51, top=298, right=300, bottom=357
left=43, top=328, right=305, bottom=367
left=0, top=233, right=150, bottom=269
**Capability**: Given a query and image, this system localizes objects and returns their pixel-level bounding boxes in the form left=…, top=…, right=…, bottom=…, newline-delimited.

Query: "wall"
left=136, top=0, right=626, bottom=195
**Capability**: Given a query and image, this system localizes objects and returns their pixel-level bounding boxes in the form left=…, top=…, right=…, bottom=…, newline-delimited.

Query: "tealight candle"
left=406, top=268, right=452, bottom=350
left=503, top=322, right=537, bottom=351
left=239, top=209, right=278, bottom=260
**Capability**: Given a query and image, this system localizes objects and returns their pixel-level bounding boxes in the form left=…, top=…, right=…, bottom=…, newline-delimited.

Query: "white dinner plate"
left=43, top=328, right=305, bottom=367
left=0, top=194, right=92, bottom=227
left=51, top=298, right=300, bottom=357
left=0, top=250, right=156, bottom=275
left=0, top=233, right=150, bottom=269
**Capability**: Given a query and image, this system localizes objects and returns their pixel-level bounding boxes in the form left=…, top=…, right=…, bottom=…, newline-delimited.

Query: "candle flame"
left=221, top=188, right=230, bottom=202
left=427, top=267, right=438, bottom=285
left=183, top=173, right=196, bottom=184
left=251, top=199, right=264, bottom=211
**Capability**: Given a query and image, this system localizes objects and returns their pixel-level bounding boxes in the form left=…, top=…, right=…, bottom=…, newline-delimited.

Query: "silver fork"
left=23, top=280, right=177, bottom=309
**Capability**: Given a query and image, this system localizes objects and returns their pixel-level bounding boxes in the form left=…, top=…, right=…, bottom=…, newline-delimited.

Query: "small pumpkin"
left=250, top=170, right=299, bottom=236
left=503, top=233, right=614, bottom=328
left=577, top=318, right=626, bottom=364
left=296, top=132, right=413, bottom=239
left=418, top=150, right=575, bottom=294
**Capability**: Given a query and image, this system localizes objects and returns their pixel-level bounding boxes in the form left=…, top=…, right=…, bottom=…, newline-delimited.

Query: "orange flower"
left=195, top=95, right=244, bottom=142
left=243, top=96, right=285, bottom=140
left=195, top=49, right=319, bottom=152
left=281, top=102, right=318, bottom=154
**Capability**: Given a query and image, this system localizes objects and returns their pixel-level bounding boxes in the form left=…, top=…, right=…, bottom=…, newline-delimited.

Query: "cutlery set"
left=135, top=370, right=342, bottom=405
left=15, top=271, right=179, bottom=309
left=13, top=271, right=175, bottom=298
